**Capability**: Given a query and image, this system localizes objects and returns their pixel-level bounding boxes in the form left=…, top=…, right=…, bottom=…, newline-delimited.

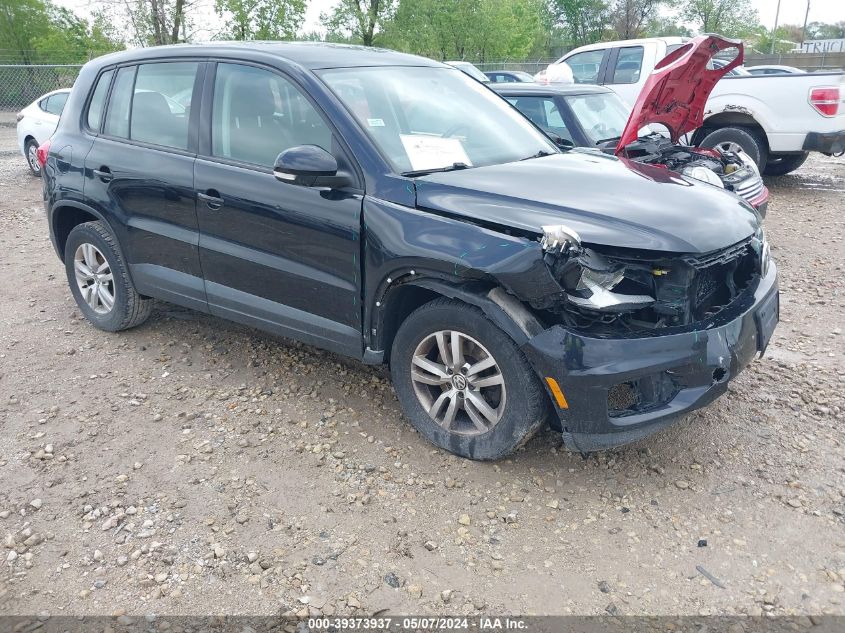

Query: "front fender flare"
left=372, top=275, right=544, bottom=355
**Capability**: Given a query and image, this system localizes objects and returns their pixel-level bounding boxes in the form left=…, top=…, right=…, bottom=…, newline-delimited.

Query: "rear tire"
left=64, top=221, right=152, bottom=332
left=390, top=298, right=548, bottom=460
left=698, top=127, right=767, bottom=172
left=25, top=139, right=40, bottom=176
left=763, top=152, right=809, bottom=176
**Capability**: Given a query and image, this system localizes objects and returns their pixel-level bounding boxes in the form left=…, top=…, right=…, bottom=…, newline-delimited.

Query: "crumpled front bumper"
left=521, top=262, right=779, bottom=452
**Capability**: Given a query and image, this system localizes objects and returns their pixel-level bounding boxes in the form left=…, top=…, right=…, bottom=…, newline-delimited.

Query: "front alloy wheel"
left=391, top=298, right=548, bottom=460
left=411, top=330, right=506, bottom=435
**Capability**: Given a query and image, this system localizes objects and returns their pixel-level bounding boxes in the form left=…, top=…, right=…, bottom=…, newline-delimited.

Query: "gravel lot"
left=0, top=121, right=843, bottom=618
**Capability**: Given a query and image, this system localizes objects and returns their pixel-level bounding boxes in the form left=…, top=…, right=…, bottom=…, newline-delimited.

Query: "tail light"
left=16, top=111, right=24, bottom=123
left=36, top=139, right=51, bottom=169
left=809, top=87, right=839, bottom=117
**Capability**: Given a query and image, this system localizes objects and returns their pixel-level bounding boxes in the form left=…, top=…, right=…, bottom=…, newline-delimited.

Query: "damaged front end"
left=529, top=224, right=770, bottom=335
left=517, top=223, right=778, bottom=452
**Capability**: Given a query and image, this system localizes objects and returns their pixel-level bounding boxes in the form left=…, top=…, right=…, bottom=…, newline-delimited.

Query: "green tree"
left=643, top=14, right=691, bottom=37
left=0, top=0, right=50, bottom=62
left=214, top=0, right=305, bottom=40
left=610, top=0, right=666, bottom=40
left=548, top=0, right=611, bottom=47
left=750, top=24, right=802, bottom=54
left=806, top=21, right=845, bottom=40
left=34, top=5, right=123, bottom=62
left=382, top=0, right=545, bottom=61
left=679, top=0, right=759, bottom=38
left=321, top=0, right=395, bottom=47
left=111, top=0, right=196, bottom=46
left=0, top=0, right=122, bottom=63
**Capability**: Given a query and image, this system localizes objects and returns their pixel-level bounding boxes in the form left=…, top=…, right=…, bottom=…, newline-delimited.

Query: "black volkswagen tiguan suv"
left=41, top=42, right=778, bottom=458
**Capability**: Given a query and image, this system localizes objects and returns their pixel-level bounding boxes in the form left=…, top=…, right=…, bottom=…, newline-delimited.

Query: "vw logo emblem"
left=452, top=374, right=468, bottom=390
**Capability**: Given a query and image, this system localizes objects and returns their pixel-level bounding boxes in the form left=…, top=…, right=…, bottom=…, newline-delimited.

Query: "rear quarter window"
left=86, top=70, right=113, bottom=132
left=45, top=92, right=69, bottom=115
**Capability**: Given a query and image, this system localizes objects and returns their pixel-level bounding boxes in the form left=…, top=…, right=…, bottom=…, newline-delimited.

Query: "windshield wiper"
left=595, top=135, right=622, bottom=145
left=401, top=162, right=471, bottom=177
left=520, top=149, right=555, bottom=161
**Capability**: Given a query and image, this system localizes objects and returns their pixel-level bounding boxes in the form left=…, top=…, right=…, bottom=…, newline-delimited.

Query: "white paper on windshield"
left=400, top=134, right=472, bottom=171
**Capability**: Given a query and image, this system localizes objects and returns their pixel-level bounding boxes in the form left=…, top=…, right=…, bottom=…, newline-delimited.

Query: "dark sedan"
left=485, top=70, right=535, bottom=83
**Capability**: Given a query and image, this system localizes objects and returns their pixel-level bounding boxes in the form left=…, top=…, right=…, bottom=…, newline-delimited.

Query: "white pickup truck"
left=554, top=36, right=845, bottom=175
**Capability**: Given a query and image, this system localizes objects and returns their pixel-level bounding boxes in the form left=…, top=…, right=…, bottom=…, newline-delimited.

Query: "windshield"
left=564, top=92, right=631, bottom=144
left=319, top=66, right=556, bottom=174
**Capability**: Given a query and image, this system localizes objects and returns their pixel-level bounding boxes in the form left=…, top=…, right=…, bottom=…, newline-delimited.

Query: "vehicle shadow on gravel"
left=136, top=300, right=731, bottom=473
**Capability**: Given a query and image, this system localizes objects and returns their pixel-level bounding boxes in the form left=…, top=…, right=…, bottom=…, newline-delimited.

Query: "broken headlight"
left=563, top=250, right=655, bottom=312
left=539, top=226, right=655, bottom=312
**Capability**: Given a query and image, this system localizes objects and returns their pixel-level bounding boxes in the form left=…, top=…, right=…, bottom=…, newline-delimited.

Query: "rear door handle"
left=93, top=167, right=112, bottom=182
left=197, top=191, right=224, bottom=209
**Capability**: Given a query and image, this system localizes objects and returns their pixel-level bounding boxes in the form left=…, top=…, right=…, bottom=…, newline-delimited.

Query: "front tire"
left=25, top=139, right=41, bottom=176
left=698, top=127, right=767, bottom=172
left=390, top=298, right=547, bottom=460
left=763, top=152, right=809, bottom=176
left=64, top=221, right=152, bottom=332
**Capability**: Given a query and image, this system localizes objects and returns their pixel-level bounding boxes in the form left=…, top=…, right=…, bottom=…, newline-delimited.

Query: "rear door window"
left=609, top=46, right=644, bottom=84
left=130, top=62, right=199, bottom=149
left=103, top=66, right=136, bottom=139
left=562, top=49, right=607, bottom=84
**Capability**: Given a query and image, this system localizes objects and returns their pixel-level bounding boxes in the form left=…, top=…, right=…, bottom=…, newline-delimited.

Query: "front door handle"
left=93, top=167, right=112, bottom=182
left=198, top=190, right=224, bottom=209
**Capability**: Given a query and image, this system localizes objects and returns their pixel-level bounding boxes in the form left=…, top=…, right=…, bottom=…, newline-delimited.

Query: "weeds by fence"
left=0, top=65, right=82, bottom=110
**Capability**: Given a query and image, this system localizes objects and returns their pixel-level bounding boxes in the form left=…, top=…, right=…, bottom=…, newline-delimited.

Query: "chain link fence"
left=0, top=65, right=82, bottom=112
left=475, top=59, right=557, bottom=76
left=1, top=51, right=842, bottom=115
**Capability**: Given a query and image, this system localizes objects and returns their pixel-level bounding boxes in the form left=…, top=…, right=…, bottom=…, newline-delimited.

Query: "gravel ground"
left=0, top=122, right=843, bottom=618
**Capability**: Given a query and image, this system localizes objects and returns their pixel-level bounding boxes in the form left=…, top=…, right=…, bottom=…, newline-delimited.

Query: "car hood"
left=414, top=151, right=759, bottom=254
left=616, top=34, right=743, bottom=153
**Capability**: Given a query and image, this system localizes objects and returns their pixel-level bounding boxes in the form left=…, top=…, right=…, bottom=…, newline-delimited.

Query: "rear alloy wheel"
left=64, top=221, right=152, bottom=332
left=391, top=298, right=548, bottom=460
left=25, top=139, right=41, bottom=176
left=698, top=127, right=767, bottom=172
left=73, top=243, right=115, bottom=314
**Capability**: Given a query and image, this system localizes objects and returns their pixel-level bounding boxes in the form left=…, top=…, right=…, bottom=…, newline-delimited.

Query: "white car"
left=16, top=88, right=71, bottom=176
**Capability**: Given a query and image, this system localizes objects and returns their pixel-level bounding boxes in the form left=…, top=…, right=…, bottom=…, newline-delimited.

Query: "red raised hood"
left=615, top=35, right=744, bottom=155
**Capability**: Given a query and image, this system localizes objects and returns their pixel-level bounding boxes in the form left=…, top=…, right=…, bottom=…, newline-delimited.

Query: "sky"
left=55, top=0, right=845, bottom=42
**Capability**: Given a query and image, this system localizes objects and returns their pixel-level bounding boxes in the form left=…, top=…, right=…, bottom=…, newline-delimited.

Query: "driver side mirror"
left=273, top=145, right=352, bottom=188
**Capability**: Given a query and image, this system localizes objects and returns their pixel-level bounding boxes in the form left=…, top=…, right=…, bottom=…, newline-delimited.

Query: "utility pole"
left=801, top=0, right=811, bottom=47
left=771, top=0, right=782, bottom=54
